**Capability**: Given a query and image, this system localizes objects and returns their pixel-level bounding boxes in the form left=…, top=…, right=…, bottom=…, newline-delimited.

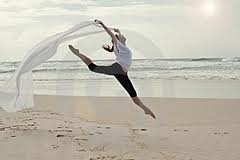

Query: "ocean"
left=1, top=58, right=240, bottom=81
left=1, top=58, right=240, bottom=98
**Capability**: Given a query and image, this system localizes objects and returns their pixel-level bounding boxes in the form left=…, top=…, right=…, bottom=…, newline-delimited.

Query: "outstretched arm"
left=95, top=20, right=118, bottom=44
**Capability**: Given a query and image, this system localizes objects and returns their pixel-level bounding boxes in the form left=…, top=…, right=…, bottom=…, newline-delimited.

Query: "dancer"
left=68, top=20, right=156, bottom=119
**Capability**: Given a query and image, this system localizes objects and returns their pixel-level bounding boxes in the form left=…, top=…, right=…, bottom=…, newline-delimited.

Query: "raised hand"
left=94, top=19, right=103, bottom=25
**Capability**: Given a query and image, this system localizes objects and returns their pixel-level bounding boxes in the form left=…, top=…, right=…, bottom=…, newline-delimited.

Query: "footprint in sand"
left=64, top=120, right=73, bottom=124
left=75, top=138, right=88, bottom=141
left=58, top=126, right=70, bottom=129
left=80, top=138, right=88, bottom=141
left=214, top=132, right=229, bottom=135
left=90, top=155, right=117, bottom=160
left=52, top=145, right=60, bottom=149
left=130, top=128, right=147, bottom=132
left=54, top=129, right=72, bottom=132
left=21, top=118, right=33, bottom=122
left=56, top=134, right=65, bottom=138
left=49, top=129, right=72, bottom=133
left=174, top=129, right=189, bottom=132
left=50, top=112, right=61, bottom=116
left=77, top=149, right=86, bottom=152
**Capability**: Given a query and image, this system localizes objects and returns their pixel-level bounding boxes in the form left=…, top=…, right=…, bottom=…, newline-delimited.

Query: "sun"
left=201, top=1, right=217, bottom=17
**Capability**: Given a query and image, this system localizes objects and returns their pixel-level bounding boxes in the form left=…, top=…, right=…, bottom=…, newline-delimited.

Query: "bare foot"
left=144, top=108, right=156, bottom=119
left=68, top=45, right=80, bottom=55
left=68, top=45, right=92, bottom=65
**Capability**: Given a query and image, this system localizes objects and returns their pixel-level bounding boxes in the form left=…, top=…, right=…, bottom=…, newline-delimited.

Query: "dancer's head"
left=102, top=34, right=126, bottom=52
left=102, top=39, right=114, bottom=52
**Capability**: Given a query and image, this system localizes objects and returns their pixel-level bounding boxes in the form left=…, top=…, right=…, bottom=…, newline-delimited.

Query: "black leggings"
left=88, top=62, right=137, bottom=97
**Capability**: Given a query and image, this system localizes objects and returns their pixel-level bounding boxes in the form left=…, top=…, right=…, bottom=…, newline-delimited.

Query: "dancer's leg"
left=69, top=45, right=126, bottom=76
left=88, top=63, right=126, bottom=76
left=131, top=96, right=156, bottom=119
left=114, top=74, right=156, bottom=119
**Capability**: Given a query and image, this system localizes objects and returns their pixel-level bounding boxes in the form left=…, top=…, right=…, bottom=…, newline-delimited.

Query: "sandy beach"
left=1, top=0, right=240, bottom=159
left=0, top=95, right=240, bottom=160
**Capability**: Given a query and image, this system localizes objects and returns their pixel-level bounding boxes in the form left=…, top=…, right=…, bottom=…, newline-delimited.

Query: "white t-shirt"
left=114, top=40, right=132, bottom=72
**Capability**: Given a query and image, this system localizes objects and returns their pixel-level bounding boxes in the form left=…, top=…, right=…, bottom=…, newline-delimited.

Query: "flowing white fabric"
left=0, top=21, right=107, bottom=112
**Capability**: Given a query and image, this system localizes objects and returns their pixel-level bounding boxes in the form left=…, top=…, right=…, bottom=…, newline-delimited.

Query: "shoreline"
left=32, top=79, right=240, bottom=99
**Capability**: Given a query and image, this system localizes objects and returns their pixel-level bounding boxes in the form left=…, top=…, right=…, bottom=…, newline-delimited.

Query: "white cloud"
left=0, top=0, right=240, bottom=61
left=86, top=4, right=193, bottom=17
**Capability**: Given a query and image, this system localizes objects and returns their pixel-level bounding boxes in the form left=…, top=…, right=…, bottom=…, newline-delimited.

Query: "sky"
left=0, top=0, right=239, bottom=61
